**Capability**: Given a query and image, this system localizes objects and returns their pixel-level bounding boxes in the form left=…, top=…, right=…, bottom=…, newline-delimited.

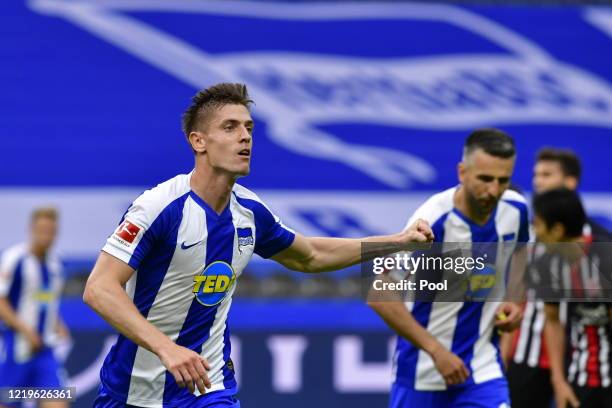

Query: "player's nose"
left=239, top=126, right=252, bottom=143
left=533, top=177, right=543, bottom=193
left=487, top=181, right=501, bottom=197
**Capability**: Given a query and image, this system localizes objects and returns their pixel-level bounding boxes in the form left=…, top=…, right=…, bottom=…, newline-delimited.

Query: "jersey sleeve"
left=403, top=205, right=434, bottom=233
left=102, top=190, right=166, bottom=270
left=232, top=186, right=296, bottom=259
left=252, top=205, right=295, bottom=259
left=0, top=249, right=20, bottom=297
left=503, top=195, right=530, bottom=243
left=517, top=203, right=530, bottom=243
left=403, top=197, right=449, bottom=244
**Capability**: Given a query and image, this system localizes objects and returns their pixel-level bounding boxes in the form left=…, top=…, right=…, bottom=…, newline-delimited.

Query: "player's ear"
left=565, top=176, right=578, bottom=191
left=189, top=131, right=207, bottom=155
left=458, top=162, right=466, bottom=184
left=551, top=222, right=565, bottom=241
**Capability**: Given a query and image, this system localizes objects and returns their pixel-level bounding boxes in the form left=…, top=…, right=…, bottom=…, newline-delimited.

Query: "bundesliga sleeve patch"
left=112, top=220, right=143, bottom=247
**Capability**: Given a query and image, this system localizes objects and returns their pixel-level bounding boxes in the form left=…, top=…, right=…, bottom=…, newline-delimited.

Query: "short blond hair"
left=31, top=207, right=59, bottom=224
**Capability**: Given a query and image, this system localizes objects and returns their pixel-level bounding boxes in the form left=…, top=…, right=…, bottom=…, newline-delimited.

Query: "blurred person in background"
left=533, top=147, right=609, bottom=236
left=83, top=83, right=433, bottom=408
left=530, top=189, right=612, bottom=408
left=369, top=129, right=528, bottom=408
left=505, top=147, right=611, bottom=408
left=533, top=147, right=580, bottom=193
left=0, top=207, right=70, bottom=408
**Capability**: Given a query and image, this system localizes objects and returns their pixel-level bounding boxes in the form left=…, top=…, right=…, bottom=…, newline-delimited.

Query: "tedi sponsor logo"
left=193, top=261, right=236, bottom=307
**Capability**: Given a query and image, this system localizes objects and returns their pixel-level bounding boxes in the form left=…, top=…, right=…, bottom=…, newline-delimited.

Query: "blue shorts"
left=389, top=378, right=510, bottom=408
left=0, top=347, right=64, bottom=388
left=94, top=384, right=241, bottom=408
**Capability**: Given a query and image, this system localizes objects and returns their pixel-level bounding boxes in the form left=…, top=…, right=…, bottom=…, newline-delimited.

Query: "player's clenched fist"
left=158, top=343, right=212, bottom=395
left=430, top=346, right=470, bottom=386
left=494, top=302, right=523, bottom=332
left=400, top=218, right=435, bottom=247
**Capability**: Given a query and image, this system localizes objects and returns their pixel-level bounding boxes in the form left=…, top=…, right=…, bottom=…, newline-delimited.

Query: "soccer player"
left=369, top=129, right=529, bottom=408
left=83, top=83, right=433, bottom=408
left=530, top=189, right=612, bottom=408
left=533, top=147, right=609, bottom=237
left=506, top=147, right=610, bottom=408
left=0, top=207, right=70, bottom=408
left=533, top=147, right=580, bottom=193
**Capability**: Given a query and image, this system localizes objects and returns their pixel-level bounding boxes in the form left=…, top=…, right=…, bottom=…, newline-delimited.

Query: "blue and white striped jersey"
left=0, top=243, right=64, bottom=364
left=393, top=186, right=529, bottom=391
left=100, top=172, right=295, bottom=407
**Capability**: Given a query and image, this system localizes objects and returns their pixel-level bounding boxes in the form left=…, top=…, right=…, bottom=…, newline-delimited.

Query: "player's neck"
left=190, top=165, right=235, bottom=215
left=560, top=235, right=587, bottom=263
left=454, top=186, right=492, bottom=226
left=29, top=243, right=47, bottom=260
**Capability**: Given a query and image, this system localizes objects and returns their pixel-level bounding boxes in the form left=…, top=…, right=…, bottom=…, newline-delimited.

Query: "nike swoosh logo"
left=181, top=241, right=201, bottom=250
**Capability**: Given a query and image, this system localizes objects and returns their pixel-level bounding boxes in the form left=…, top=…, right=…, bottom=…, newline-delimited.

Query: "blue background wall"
left=1, top=1, right=612, bottom=406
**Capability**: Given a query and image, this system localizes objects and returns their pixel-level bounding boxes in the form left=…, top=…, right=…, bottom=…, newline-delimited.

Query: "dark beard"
left=467, top=190, right=495, bottom=218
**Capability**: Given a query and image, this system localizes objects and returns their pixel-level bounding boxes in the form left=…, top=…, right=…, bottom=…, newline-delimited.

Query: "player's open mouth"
left=238, top=149, right=251, bottom=158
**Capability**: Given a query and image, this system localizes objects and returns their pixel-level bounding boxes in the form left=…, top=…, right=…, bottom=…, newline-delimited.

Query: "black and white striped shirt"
left=527, top=228, right=612, bottom=388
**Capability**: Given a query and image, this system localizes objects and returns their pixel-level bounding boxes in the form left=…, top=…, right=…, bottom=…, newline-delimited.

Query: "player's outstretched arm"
left=271, top=219, right=433, bottom=273
left=367, top=275, right=470, bottom=386
left=84, top=252, right=212, bottom=395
